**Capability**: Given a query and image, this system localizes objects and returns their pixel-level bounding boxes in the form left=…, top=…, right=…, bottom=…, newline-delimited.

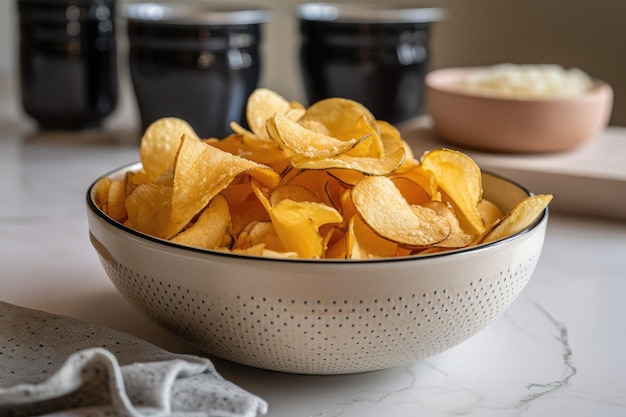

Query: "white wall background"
left=2, top=0, right=625, bottom=126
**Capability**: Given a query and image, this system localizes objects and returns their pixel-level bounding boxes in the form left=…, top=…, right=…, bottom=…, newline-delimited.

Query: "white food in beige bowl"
left=425, top=65, right=613, bottom=153
left=87, top=163, right=548, bottom=375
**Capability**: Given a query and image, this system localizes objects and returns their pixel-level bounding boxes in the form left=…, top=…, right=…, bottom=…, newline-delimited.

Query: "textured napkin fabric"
left=0, top=301, right=268, bottom=417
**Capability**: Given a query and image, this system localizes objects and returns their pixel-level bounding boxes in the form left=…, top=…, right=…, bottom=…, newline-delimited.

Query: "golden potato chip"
left=270, top=199, right=343, bottom=258
left=421, top=201, right=475, bottom=248
left=281, top=169, right=329, bottom=200
left=270, top=184, right=321, bottom=206
left=391, top=177, right=430, bottom=206
left=377, top=120, right=404, bottom=154
left=107, top=179, right=127, bottom=222
left=324, top=228, right=348, bottom=259
left=322, top=176, right=349, bottom=211
left=207, top=134, right=287, bottom=169
left=293, top=147, right=406, bottom=176
left=391, top=160, right=437, bottom=197
left=172, top=134, right=280, bottom=224
left=348, top=214, right=398, bottom=259
left=228, top=189, right=271, bottom=236
left=140, top=117, right=199, bottom=181
left=171, top=194, right=230, bottom=249
left=298, top=97, right=383, bottom=157
left=233, top=221, right=282, bottom=252
left=352, top=175, right=450, bottom=247
left=268, top=113, right=365, bottom=160
left=481, top=194, right=552, bottom=244
left=125, top=183, right=187, bottom=239
left=246, top=88, right=292, bottom=139
left=478, top=198, right=505, bottom=226
left=326, top=169, right=365, bottom=186
left=421, top=149, right=484, bottom=235
left=93, top=176, right=111, bottom=209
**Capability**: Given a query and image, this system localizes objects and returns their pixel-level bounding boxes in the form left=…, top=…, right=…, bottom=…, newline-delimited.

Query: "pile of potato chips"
left=93, top=88, right=552, bottom=259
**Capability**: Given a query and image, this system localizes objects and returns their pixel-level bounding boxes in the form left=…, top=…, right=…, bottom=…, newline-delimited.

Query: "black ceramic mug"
left=17, top=0, right=118, bottom=130
left=297, top=3, right=445, bottom=125
left=124, top=3, right=271, bottom=139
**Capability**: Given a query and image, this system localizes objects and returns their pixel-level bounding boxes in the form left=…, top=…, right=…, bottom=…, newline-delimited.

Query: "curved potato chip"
left=233, top=221, right=282, bottom=252
left=172, top=134, right=279, bottom=224
left=171, top=194, right=230, bottom=250
left=377, top=120, right=404, bottom=154
left=352, top=176, right=450, bottom=247
left=348, top=214, right=398, bottom=259
left=270, top=184, right=321, bottom=206
left=421, top=149, right=484, bottom=235
left=125, top=183, right=188, bottom=239
left=140, top=117, right=199, bottom=181
left=106, top=179, right=127, bottom=222
left=207, top=133, right=288, bottom=168
left=481, top=194, right=552, bottom=244
left=299, top=97, right=384, bottom=158
left=421, top=201, right=475, bottom=248
left=391, top=162, right=438, bottom=197
left=293, top=147, right=406, bottom=176
left=93, top=176, right=111, bottom=209
left=271, top=199, right=343, bottom=258
left=478, top=198, right=505, bottom=226
left=268, top=113, right=365, bottom=159
left=299, top=97, right=375, bottom=136
left=391, top=177, right=431, bottom=206
left=246, top=88, right=292, bottom=139
left=229, top=188, right=271, bottom=236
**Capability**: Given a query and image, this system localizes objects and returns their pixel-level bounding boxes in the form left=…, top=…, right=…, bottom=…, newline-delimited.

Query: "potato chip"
left=298, top=97, right=383, bottom=157
left=270, top=199, right=343, bottom=258
left=421, top=201, right=475, bottom=248
left=107, top=179, right=127, bottom=222
left=420, top=149, right=484, bottom=235
left=391, top=160, right=437, bottom=197
left=293, top=147, right=406, bottom=176
left=268, top=113, right=365, bottom=160
left=233, top=221, right=282, bottom=252
left=140, top=117, right=199, bottom=181
left=481, top=194, right=552, bottom=244
left=228, top=189, right=271, bottom=236
left=352, top=176, right=450, bottom=247
left=391, top=177, right=430, bottom=206
left=125, top=183, right=188, bottom=239
left=172, top=134, right=280, bottom=224
left=93, top=176, right=111, bottom=209
left=246, top=88, right=293, bottom=139
left=270, top=184, right=321, bottom=206
left=478, top=198, right=505, bottom=226
left=171, top=194, right=230, bottom=249
left=348, top=214, right=398, bottom=259
left=206, top=134, right=287, bottom=168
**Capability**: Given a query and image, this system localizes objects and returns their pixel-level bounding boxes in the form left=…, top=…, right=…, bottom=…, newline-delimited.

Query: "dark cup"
left=17, top=0, right=118, bottom=130
left=297, top=3, right=445, bottom=125
left=124, top=2, right=271, bottom=139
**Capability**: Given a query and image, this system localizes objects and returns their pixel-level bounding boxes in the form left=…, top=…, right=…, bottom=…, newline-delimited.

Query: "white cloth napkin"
left=0, top=301, right=268, bottom=417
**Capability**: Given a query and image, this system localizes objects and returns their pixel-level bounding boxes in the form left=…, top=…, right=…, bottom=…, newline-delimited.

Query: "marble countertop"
left=1, top=92, right=626, bottom=416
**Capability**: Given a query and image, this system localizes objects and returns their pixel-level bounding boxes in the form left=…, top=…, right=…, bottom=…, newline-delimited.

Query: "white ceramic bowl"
left=87, top=163, right=548, bottom=375
left=425, top=67, right=613, bottom=153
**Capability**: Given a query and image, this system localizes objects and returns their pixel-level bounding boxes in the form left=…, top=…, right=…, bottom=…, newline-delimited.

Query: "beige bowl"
left=425, top=67, right=613, bottom=153
left=87, top=162, right=548, bottom=375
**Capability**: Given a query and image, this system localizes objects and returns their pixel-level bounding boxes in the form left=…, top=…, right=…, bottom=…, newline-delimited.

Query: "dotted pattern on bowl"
left=102, top=251, right=541, bottom=374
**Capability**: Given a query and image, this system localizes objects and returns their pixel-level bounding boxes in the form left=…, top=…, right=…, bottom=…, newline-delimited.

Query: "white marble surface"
left=1, top=94, right=626, bottom=416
